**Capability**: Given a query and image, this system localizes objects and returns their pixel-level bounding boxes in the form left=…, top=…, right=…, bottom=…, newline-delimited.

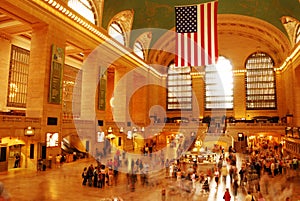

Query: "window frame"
left=133, top=41, right=145, bottom=59
left=62, top=65, right=82, bottom=119
left=7, top=45, right=30, bottom=108
left=68, top=0, right=97, bottom=25
left=296, top=24, right=300, bottom=44
left=205, top=56, right=234, bottom=110
left=108, top=22, right=126, bottom=46
left=245, top=52, right=277, bottom=110
left=167, top=63, right=192, bottom=111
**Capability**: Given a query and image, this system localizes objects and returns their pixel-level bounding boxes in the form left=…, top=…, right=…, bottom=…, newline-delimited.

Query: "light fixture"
left=24, top=126, right=35, bottom=136
left=119, top=127, right=124, bottom=133
left=107, top=127, right=113, bottom=134
left=132, top=127, right=137, bottom=132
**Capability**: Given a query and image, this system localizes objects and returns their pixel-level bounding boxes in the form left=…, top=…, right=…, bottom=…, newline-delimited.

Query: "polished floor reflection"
left=0, top=152, right=299, bottom=201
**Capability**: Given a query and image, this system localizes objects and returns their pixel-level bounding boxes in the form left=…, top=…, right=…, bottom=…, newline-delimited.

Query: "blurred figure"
left=232, top=178, right=239, bottom=197
left=214, top=169, right=220, bottom=188
left=82, top=167, right=87, bottom=185
left=0, top=182, right=11, bottom=201
left=257, top=192, right=265, bottom=201
left=14, top=153, right=20, bottom=168
left=221, top=165, right=228, bottom=183
left=223, top=188, right=231, bottom=201
left=244, top=191, right=253, bottom=201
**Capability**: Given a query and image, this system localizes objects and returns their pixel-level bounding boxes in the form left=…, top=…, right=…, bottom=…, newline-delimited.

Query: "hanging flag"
left=175, top=1, right=218, bottom=67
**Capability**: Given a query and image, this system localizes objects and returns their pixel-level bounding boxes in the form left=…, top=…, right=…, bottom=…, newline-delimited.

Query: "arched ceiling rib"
left=148, top=14, right=291, bottom=69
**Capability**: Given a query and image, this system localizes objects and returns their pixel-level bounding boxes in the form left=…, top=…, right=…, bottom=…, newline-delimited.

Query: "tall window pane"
left=63, top=65, right=82, bottom=119
left=68, top=0, right=96, bottom=24
left=133, top=41, right=144, bottom=59
left=167, top=63, right=192, bottom=110
left=108, top=22, right=125, bottom=46
left=245, top=52, right=276, bottom=109
left=205, top=56, right=233, bottom=109
left=7, top=45, right=30, bottom=108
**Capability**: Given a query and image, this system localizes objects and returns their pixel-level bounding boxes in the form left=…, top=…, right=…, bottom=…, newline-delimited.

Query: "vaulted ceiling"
left=0, top=0, right=299, bottom=68
left=102, top=0, right=299, bottom=68
left=102, top=0, right=300, bottom=41
left=102, top=0, right=300, bottom=49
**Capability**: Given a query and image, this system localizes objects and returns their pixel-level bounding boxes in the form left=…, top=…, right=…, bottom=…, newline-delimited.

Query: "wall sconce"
left=119, top=127, right=124, bottom=133
left=132, top=127, right=137, bottom=133
left=238, top=133, right=244, bottom=141
left=107, top=127, right=113, bottom=134
left=24, top=126, right=35, bottom=136
left=141, top=127, right=145, bottom=132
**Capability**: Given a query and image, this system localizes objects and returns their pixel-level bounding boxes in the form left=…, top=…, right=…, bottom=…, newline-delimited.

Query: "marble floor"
left=0, top=153, right=299, bottom=201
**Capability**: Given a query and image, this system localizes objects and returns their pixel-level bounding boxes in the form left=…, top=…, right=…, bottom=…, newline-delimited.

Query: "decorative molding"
left=107, top=9, right=134, bottom=47
left=281, top=16, right=300, bottom=46
left=0, top=31, right=11, bottom=41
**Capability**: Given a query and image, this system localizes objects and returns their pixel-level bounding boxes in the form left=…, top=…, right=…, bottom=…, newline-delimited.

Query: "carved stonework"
left=108, top=10, right=134, bottom=47
left=281, top=16, right=300, bottom=46
left=0, top=32, right=11, bottom=42
left=134, top=32, right=152, bottom=61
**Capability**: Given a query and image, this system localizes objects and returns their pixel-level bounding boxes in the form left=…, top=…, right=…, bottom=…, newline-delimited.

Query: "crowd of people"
left=79, top=137, right=299, bottom=201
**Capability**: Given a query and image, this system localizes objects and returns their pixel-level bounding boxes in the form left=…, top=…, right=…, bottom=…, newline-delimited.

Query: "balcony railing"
left=0, top=115, right=41, bottom=128
left=227, top=122, right=286, bottom=127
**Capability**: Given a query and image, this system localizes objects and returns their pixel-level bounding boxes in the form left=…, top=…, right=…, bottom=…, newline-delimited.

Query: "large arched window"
left=205, top=56, right=233, bottom=109
left=68, top=0, right=97, bottom=25
left=245, top=52, right=276, bottom=109
left=167, top=63, right=192, bottom=110
left=108, top=22, right=126, bottom=46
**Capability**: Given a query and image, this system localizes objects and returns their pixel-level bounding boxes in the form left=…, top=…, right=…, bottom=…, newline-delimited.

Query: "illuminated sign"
left=46, top=132, right=59, bottom=147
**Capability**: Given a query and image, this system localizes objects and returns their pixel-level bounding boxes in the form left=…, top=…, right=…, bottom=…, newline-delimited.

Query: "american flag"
left=175, top=1, right=218, bottom=67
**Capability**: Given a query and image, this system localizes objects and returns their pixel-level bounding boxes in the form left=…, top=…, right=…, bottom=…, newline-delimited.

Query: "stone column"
left=293, top=67, right=300, bottom=126
left=26, top=24, right=67, bottom=158
left=112, top=66, right=128, bottom=123
left=233, top=72, right=246, bottom=119
left=0, top=34, right=11, bottom=111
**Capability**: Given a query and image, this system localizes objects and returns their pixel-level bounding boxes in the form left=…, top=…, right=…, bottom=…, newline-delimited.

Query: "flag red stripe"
left=207, top=2, right=212, bottom=65
left=200, top=4, right=205, bottom=66
left=214, top=1, right=218, bottom=63
left=187, top=33, right=191, bottom=66
left=193, top=33, right=198, bottom=66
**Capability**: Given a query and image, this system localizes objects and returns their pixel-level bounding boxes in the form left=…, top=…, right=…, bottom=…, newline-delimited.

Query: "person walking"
left=223, top=188, right=231, bottom=201
left=221, top=165, right=228, bottom=183
left=244, top=191, right=253, bottom=201
left=214, top=169, right=220, bottom=188
left=82, top=167, right=87, bottom=185
left=232, top=178, right=239, bottom=197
